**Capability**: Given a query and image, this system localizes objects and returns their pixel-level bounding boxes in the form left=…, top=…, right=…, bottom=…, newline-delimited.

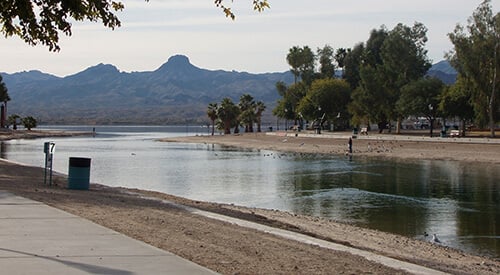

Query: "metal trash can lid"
left=69, top=157, right=91, bottom=167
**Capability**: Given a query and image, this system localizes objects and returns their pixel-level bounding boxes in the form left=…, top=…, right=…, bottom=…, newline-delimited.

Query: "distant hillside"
left=427, top=60, right=457, bottom=84
left=1, top=56, right=456, bottom=125
left=2, top=55, right=293, bottom=124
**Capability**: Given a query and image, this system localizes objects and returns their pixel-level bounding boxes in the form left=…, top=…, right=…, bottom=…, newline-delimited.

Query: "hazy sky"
left=1, top=0, right=497, bottom=77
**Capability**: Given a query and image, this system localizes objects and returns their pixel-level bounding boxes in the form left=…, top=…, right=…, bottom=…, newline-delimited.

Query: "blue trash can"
left=68, top=157, right=91, bottom=190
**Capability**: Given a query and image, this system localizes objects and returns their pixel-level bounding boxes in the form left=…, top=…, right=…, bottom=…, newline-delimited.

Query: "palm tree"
left=255, top=101, right=266, bottom=132
left=207, top=102, right=218, bottom=136
left=238, top=94, right=256, bottom=132
left=217, top=98, right=239, bottom=135
left=7, top=114, right=20, bottom=130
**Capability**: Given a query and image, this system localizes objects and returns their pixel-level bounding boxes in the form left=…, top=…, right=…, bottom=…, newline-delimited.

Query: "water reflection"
left=284, top=157, right=500, bottom=258
left=2, top=131, right=499, bottom=259
left=0, top=142, right=7, bottom=159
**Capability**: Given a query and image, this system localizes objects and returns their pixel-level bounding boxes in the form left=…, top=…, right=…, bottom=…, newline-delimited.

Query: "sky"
left=1, top=0, right=498, bottom=77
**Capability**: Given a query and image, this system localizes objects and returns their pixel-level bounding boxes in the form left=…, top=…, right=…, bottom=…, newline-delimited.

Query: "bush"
left=21, top=116, right=37, bottom=130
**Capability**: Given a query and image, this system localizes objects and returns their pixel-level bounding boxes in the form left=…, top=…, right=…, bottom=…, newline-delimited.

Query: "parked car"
left=414, top=120, right=430, bottom=129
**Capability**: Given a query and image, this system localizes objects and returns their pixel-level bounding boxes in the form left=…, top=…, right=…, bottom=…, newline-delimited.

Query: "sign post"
left=44, top=142, right=55, bottom=185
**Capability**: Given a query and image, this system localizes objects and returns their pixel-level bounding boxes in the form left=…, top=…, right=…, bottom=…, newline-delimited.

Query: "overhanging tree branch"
left=1, top=0, right=270, bottom=51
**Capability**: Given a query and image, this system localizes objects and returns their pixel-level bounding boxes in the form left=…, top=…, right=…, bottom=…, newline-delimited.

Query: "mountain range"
left=1, top=55, right=456, bottom=125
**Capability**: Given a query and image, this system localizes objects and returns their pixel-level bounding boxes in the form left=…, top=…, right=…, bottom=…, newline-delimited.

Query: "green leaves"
left=448, top=0, right=499, bottom=135
left=215, top=0, right=270, bottom=20
left=0, top=0, right=123, bottom=51
left=3, top=1, right=269, bottom=51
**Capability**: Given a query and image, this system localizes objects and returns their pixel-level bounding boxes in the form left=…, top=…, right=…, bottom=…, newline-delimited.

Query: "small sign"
left=44, top=142, right=55, bottom=185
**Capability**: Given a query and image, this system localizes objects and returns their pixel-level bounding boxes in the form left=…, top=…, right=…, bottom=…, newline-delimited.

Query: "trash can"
left=68, top=157, right=91, bottom=190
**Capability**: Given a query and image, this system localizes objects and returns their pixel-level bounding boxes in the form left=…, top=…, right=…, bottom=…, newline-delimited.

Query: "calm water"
left=3, top=125, right=500, bottom=259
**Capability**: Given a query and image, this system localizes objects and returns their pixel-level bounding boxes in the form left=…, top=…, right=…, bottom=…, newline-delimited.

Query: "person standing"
left=348, top=137, right=353, bottom=154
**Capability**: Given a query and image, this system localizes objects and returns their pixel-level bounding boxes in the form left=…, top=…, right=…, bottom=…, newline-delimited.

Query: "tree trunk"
left=0, top=105, right=4, bottom=128
left=211, top=119, right=215, bottom=136
left=396, top=117, right=401, bottom=134
left=429, top=118, right=434, bottom=137
left=461, top=119, right=466, bottom=137
left=490, top=40, right=498, bottom=138
left=3, top=101, right=6, bottom=128
left=224, top=120, right=231, bottom=135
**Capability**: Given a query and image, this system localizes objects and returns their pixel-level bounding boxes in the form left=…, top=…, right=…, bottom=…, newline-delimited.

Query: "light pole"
left=428, top=104, right=434, bottom=137
left=317, top=106, right=322, bottom=134
left=284, top=108, right=288, bottom=131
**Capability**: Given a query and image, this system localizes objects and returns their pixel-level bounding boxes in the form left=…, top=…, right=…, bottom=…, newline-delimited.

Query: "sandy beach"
left=0, top=129, right=92, bottom=141
left=1, top=130, right=499, bottom=274
left=160, top=131, right=500, bottom=164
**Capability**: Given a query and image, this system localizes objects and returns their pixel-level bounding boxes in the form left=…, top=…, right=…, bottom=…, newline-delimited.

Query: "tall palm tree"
left=238, top=94, right=256, bottom=132
left=207, top=102, right=218, bottom=136
left=255, top=101, right=266, bottom=132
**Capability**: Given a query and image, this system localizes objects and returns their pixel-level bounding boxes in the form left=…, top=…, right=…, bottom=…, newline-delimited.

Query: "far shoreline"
left=160, top=131, right=500, bottom=165
left=0, top=128, right=93, bottom=141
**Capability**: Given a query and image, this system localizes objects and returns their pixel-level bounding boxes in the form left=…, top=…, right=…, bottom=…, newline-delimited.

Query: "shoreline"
left=0, top=129, right=92, bottom=141
left=159, top=131, right=500, bottom=164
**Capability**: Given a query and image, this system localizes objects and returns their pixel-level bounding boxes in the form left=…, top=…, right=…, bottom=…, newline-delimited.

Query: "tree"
left=380, top=22, right=431, bottom=133
left=2, top=0, right=270, bottom=51
left=317, top=45, right=335, bottom=79
left=343, top=43, right=364, bottom=89
left=273, top=81, right=308, bottom=127
left=275, top=81, right=287, bottom=97
left=297, top=78, right=351, bottom=129
left=397, top=78, right=444, bottom=137
left=334, top=48, right=348, bottom=78
left=447, top=0, right=499, bottom=137
left=0, top=75, right=10, bottom=128
left=286, top=46, right=316, bottom=85
left=255, top=101, right=266, bottom=132
left=286, top=46, right=302, bottom=83
left=238, top=94, right=256, bottom=133
left=346, top=27, right=389, bottom=131
left=364, top=27, right=388, bottom=67
left=349, top=65, right=387, bottom=132
left=207, top=102, right=218, bottom=136
left=217, top=97, right=239, bottom=135
left=439, top=76, right=475, bottom=136
left=7, top=114, right=20, bottom=130
left=21, top=116, right=37, bottom=130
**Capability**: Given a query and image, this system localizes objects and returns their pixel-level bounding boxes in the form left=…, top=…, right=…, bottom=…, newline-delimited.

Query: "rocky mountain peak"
left=156, top=54, right=200, bottom=74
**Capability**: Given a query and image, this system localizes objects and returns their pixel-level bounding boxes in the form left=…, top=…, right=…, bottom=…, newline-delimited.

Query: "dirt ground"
left=1, top=131, right=499, bottom=274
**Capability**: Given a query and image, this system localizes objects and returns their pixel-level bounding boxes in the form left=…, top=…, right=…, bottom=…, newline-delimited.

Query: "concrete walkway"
left=0, top=191, right=217, bottom=275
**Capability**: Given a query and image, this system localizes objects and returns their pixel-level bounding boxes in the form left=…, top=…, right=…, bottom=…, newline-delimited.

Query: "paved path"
left=0, top=191, right=217, bottom=275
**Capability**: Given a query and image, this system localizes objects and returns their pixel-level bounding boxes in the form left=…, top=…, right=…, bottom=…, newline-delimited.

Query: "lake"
left=2, top=125, right=500, bottom=259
